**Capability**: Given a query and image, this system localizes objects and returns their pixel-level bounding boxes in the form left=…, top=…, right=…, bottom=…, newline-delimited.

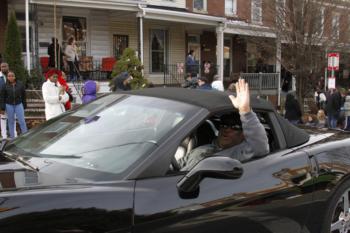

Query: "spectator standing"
left=343, top=90, right=350, bottom=131
left=314, top=87, right=327, bottom=110
left=186, top=50, right=197, bottom=78
left=82, top=80, right=99, bottom=104
left=0, top=71, right=27, bottom=139
left=325, top=89, right=342, bottom=129
left=197, top=76, right=212, bottom=90
left=64, top=36, right=80, bottom=81
left=281, top=66, right=293, bottom=93
left=48, top=37, right=64, bottom=70
left=0, top=63, right=17, bottom=139
left=316, top=109, right=327, bottom=128
left=211, top=74, right=224, bottom=91
left=284, top=93, right=302, bottom=125
left=42, top=69, right=69, bottom=120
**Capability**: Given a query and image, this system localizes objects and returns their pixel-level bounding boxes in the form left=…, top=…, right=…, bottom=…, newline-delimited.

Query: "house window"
left=19, top=25, right=33, bottom=53
left=193, top=0, right=207, bottom=12
left=251, top=0, right=262, bottom=24
left=276, top=0, right=286, bottom=26
left=113, top=35, right=129, bottom=59
left=62, top=16, right=87, bottom=56
left=225, top=0, right=237, bottom=15
left=150, top=29, right=168, bottom=73
left=348, top=16, right=350, bottom=42
left=313, top=7, right=325, bottom=36
left=332, top=13, right=340, bottom=39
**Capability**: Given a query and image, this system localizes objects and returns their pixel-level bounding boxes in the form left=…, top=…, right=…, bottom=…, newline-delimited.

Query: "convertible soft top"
left=126, top=87, right=275, bottom=112
left=125, top=87, right=310, bottom=148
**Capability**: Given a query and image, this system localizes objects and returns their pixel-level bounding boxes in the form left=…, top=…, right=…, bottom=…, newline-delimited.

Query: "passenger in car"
left=179, top=79, right=270, bottom=171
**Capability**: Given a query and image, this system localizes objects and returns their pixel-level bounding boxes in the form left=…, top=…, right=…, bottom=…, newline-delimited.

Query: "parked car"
left=0, top=88, right=350, bottom=233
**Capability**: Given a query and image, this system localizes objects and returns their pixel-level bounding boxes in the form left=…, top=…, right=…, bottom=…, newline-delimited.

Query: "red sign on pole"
left=328, top=53, right=339, bottom=71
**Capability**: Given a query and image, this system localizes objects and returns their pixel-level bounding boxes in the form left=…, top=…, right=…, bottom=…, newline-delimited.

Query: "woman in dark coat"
left=284, top=93, right=302, bottom=125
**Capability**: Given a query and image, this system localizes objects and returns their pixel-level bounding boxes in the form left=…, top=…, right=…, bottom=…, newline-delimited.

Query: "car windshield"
left=7, top=94, right=198, bottom=177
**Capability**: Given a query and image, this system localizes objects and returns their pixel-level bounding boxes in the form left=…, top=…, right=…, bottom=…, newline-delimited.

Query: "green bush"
left=3, top=12, right=29, bottom=84
left=110, top=48, right=147, bottom=89
left=27, top=68, right=45, bottom=90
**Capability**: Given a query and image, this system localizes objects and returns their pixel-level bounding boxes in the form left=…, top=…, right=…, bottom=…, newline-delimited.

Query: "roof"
left=142, top=7, right=225, bottom=26
left=125, top=87, right=275, bottom=112
left=146, top=5, right=189, bottom=13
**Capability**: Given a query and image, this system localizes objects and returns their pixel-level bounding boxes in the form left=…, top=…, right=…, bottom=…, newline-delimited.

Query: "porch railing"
left=163, top=64, right=219, bottom=86
left=239, top=73, right=280, bottom=91
left=163, top=64, right=186, bottom=86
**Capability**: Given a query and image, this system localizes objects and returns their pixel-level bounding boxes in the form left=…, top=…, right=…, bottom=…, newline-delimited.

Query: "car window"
left=8, top=95, right=200, bottom=178
left=169, top=110, right=276, bottom=173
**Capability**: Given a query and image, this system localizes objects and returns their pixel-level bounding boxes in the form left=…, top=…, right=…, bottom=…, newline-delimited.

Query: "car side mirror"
left=177, top=157, right=243, bottom=198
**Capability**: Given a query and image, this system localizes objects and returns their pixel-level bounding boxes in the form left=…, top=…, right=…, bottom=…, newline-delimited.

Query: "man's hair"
left=68, top=36, right=75, bottom=45
left=198, top=76, right=208, bottom=83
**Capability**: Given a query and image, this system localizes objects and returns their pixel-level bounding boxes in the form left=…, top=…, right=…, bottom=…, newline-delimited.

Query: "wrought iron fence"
left=163, top=64, right=187, bottom=87
left=226, top=73, right=280, bottom=91
left=240, top=73, right=280, bottom=90
left=163, top=63, right=219, bottom=86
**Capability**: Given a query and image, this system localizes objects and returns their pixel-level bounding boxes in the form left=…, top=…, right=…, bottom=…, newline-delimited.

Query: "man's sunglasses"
left=219, top=124, right=242, bottom=130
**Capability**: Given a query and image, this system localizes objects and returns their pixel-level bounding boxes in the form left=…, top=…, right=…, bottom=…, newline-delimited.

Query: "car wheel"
left=322, top=179, right=350, bottom=233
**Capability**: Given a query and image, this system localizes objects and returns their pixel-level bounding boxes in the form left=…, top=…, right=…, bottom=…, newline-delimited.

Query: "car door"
left=133, top=149, right=314, bottom=233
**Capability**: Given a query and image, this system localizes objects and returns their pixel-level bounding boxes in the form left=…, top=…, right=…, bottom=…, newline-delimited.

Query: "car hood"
left=292, top=126, right=350, bottom=149
left=0, top=157, right=119, bottom=192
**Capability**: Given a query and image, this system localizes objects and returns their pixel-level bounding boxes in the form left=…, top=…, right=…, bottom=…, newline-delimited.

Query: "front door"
left=187, top=34, right=201, bottom=76
left=224, top=38, right=232, bottom=79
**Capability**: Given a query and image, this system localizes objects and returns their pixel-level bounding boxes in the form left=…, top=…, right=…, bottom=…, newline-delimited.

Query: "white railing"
left=240, top=73, right=280, bottom=90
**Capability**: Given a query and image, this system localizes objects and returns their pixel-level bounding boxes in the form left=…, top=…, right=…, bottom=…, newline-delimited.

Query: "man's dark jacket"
left=326, top=91, right=342, bottom=116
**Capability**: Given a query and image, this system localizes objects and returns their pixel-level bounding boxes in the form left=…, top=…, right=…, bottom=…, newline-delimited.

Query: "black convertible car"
left=0, top=88, right=350, bottom=233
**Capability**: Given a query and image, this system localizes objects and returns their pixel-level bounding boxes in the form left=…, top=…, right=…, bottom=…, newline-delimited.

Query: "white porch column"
left=25, top=0, right=31, bottom=71
left=137, top=11, right=144, bottom=66
left=276, top=38, right=281, bottom=106
left=216, top=23, right=225, bottom=81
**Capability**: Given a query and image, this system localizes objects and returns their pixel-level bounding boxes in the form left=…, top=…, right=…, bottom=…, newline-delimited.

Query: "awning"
left=30, top=0, right=226, bottom=26
left=142, top=7, right=225, bottom=26
left=30, top=0, right=143, bottom=11
left=225, top=20, right=276, bottom=38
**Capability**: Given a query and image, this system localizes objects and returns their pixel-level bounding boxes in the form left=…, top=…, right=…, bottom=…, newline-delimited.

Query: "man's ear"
left=237, top=131, right=244, bottom=140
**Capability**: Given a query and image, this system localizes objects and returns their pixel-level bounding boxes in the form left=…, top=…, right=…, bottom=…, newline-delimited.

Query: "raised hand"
left=229, top=79, right=251, bottom=114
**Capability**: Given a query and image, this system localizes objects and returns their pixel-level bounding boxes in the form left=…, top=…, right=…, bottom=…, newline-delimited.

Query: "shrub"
left=3, top=12, right=29, bottom=84
left=110, top=48, right=147, bottom=90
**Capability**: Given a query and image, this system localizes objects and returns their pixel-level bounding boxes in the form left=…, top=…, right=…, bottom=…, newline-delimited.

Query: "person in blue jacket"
left=82, top=80, right=99, bottom=104
left=197, top=76, right=212, bottom=90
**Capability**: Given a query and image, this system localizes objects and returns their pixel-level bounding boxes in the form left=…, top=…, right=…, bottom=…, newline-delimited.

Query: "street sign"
left=328, top=77, right=336, bottom=89
left=328, top=53, right=339, bottom=71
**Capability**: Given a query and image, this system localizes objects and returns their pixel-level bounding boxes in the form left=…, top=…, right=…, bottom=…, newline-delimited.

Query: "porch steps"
left=24, top=90, right=46, bottom=128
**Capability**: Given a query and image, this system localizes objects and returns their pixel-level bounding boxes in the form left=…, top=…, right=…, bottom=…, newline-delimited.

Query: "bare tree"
left=256, top=0, right=349, bottom=100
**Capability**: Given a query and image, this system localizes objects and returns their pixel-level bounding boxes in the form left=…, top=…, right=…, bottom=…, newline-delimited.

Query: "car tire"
left=321, top=179, right=350, bottom=233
